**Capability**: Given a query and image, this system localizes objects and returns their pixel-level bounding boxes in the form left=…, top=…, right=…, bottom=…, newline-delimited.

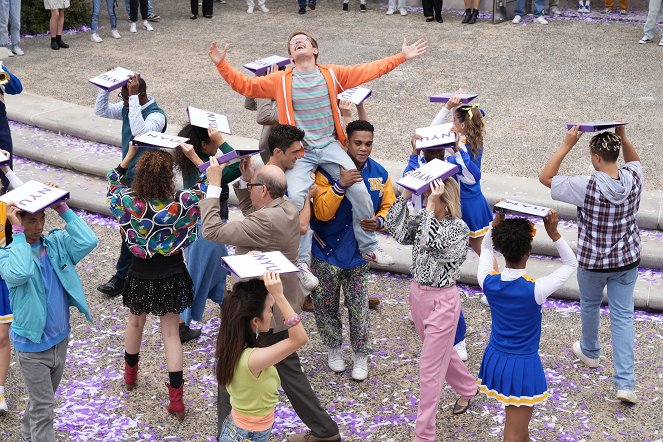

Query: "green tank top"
left=227, top=348, right=280, bottom=417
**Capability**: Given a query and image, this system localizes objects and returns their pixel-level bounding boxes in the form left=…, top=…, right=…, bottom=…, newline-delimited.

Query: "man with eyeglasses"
left=93, top=73, right=167, bottom=297
left=209, top=32, right=427, bottom=278
left=200, top=160, right=341, bottom=442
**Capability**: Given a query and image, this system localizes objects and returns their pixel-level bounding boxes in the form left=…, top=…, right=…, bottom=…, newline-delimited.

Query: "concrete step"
left=7, top=92, right=663, bottom=230
left=10, top=114, right=663, bottom=270
left=12, top=155, right=663, bottom=310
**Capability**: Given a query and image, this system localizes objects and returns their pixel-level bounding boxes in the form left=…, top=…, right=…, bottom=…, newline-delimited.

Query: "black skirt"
left=122, top=253, right=194, bottom=316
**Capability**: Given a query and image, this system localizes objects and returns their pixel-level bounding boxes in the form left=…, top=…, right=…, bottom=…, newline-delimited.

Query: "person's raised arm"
left=248, top=272, right=308, bottom=376
left=126, top=75, right=166, bottom=135
left=615, top=124, right=640, bottom=163
left=539, top=126, right=583, bottom=188
left=534, top=210, right=577, bottom=304
left=209, top=41, right=279, bottom=100
left=477, top=213, right=503, bottom=288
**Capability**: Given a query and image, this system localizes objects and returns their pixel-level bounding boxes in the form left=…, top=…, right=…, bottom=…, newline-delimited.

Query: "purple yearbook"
left=396, top=159, right=459, bottom=196
left=566, top=121, right=628, bottom=132
left=429, top=93, right=478, bottom=104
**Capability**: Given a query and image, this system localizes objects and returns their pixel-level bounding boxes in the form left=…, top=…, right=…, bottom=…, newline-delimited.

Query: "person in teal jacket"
left=0, top=201, right=97, bottom=442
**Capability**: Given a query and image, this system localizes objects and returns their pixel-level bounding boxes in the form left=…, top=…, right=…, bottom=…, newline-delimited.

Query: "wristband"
left=283, top=313, right=301, bottom=328
left=12, top=225, right=25, bottom=234
left=332, top=181, right=346, bottom=195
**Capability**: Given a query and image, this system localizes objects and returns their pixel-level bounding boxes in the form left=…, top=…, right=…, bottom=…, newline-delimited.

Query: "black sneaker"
left=147, top=13, right=160, bottom=22
left=56, top=39, right=69, bottom=48
left=51, top=40, right=60, bottom=50
left=97, top=276, right=126, bottom=297
left=342, top=3, right=348, bottom=11
left=179, top=324, right=202, bottom=343
left=360, top=3, right=366, bottom=11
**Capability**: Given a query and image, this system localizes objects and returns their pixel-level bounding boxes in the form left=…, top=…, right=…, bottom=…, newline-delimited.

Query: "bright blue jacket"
left=0, top=210, right=98, bottom=343
left=0, top=65, right=23, bottom=95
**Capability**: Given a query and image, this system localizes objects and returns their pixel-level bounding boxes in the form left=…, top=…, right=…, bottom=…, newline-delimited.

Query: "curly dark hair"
left=132, top=150, right=175, bottom=201
left=492, top=218, right=534, bottom=264
left=174, top=124, right=210, bottom=185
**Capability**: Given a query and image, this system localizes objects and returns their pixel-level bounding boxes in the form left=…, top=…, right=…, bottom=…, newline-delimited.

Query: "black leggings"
left=130, top=0, right=148, bottom=21
left=191, top=0, right=213, bottom=15
left=422, top=0, right=443, bottom=18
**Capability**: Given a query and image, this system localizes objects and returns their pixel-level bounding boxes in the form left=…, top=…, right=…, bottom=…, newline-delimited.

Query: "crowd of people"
left=0, top=27, right=647, bottom=442
left=0, top=0, right=661, bottom=54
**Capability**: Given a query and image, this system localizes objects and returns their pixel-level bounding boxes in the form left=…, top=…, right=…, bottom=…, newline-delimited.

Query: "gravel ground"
left=1, top=214, right=662, bottom=441
left=4, top=0, right=663, bottom=190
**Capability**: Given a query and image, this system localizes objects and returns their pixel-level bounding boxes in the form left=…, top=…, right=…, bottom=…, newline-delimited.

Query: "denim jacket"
left=0, top=210, right=98, bottom=343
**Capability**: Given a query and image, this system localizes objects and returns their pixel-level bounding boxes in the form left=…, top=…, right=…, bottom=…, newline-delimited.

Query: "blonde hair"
left=439, top=178, right=462, bottom=219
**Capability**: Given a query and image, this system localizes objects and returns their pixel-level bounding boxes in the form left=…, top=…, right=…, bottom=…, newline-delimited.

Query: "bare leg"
left=49, top=9, right=59, bottom=37
left=160, top=313, right=183, bottom=372
left=0, top=323, right=10, bottom=386
left=57, top=9, right=65, bottom=34
left=124, top=313, right=147, bottom=354
left=470, top=236, right=499, bottom=272
left=503, top=405, right=534, bottom=442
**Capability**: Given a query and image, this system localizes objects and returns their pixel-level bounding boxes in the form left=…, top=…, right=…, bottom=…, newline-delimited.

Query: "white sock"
left=0, top=385, right=5, bottom=395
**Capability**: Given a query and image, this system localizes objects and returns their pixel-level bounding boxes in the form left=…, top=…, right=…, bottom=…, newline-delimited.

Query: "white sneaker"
left=0, top=47, right=14, bottom=57
left=407, top=311, right=414, bottom=323
left=386, top=8, right=395, bottom=14
left=534, top=15, right=549, bottom=24
left=638, top=36, right=653, bottom=44
left=0, top=392, right=7, bottom=414
left=259, top=4, right=269, bottom=12
left=399, top=8, right=408, bottom=15
left=11, top=46, right=23, bottom=56
left=91, top=33, right=103, bottom=43
left=247, top=5, right=254, bottom=13
left=352, top=352, right=369, bottom=381
left=361, top=248, right=394, bottom=266
left=480, top=294, right=489, bottom=306
left=615, top=389, right=638, bottom=404
left=143, top=21, right=154, bottom=31
left=512, top=14, right=522, bottom=23
left=296, top=262, right=319, bottom=291
left=328, top=347, right=346, bottom=372
left=454, top=340, right=469, bottom=362
left=572, top=341, right=599, bottom=368
left=129, top=22, right=137, bottom=33
left=111, top=29, right=121, bottom=39
left=659, top=38, right=663, bottom=46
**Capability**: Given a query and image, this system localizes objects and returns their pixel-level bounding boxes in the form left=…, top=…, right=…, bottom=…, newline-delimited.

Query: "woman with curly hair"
left=172, top=125, right=241, bottom=342
left=387, top=177, right=477, bottom=442
left=476, top=210, right=576, bottom=441
left=106, top=144, right=206, bottom=421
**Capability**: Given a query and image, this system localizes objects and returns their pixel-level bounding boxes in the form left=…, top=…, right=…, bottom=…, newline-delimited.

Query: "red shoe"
left=166, top=382, right=186, bottom=421
left=124, top=362, right=139, bottom=391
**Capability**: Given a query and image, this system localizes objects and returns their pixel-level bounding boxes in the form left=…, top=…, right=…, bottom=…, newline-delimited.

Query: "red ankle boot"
left=124, top=362, right=139, bottom=391
left=166, top=382, right=185, bottom=421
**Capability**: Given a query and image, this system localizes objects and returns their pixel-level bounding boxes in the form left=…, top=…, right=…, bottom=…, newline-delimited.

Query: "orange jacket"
left=215, top=53, right=406, bottom=145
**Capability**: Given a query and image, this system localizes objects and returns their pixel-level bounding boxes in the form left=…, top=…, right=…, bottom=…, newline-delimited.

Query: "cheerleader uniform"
left=476, top=227, right=577, bottom=406
left=429, top=106, right=492, bottom=238
left=0, top=169, right=24, bottom=324
left=446, top=140, right=493, bottom=239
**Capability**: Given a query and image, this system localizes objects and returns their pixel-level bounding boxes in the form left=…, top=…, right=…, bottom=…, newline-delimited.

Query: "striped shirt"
left=291, top=69, right=336, bottom=149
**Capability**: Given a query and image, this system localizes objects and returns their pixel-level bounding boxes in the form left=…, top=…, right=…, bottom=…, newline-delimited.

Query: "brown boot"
left=368, top=297, right=380, bottom=309
left=166, top=382, right=186, bottom=421
left=302, top=295, right=314, bottom=312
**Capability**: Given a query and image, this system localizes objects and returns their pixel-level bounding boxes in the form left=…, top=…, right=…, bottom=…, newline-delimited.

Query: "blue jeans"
left=576, top=267, right=637, bottom=390
left=125, top=0, right=153, bottom=16
left=91, top=0, right=118, bottom=33
left=643, top=0, right=663, bottom=39
left=285, top=141, right=378, bottom=261
left=219, top=417, right=271, bottom=442
left=298, top=0, right=316, bottom=7
left=0, top=0, right=21, bottom=49
left=515, top=0, right=545, bottom=16
left=454, top=309, right=466, bottom=346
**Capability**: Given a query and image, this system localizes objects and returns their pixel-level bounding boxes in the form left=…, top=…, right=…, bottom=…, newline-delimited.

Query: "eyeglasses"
left=247, top=183, right=266, bottom=190
left=288, top=37, right=309, bottom=46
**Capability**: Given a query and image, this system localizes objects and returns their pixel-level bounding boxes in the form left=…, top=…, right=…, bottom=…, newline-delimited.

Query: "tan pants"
left=605, top=0, right=628, bottom=10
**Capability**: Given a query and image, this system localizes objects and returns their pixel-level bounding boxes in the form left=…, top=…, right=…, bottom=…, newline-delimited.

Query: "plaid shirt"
left=576, top=163, right=642, bottom=270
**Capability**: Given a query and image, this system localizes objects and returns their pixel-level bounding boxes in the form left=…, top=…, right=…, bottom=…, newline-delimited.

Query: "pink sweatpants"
left=409, top=281, right=477, bottom=442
